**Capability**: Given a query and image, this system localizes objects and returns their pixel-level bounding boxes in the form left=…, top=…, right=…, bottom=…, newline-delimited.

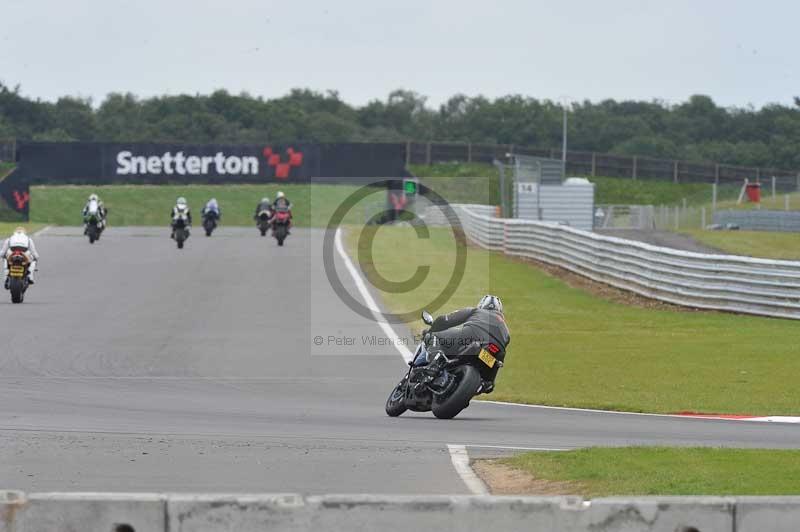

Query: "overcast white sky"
left=1, top=0, right=797, bottom=109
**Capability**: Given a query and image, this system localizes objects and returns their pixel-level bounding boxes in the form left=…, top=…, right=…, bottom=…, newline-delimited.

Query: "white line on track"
left=476, top=400, right=800, bottom=424
left=33, top=225, right=52, bottom=237
left=334, top=227, right=413, bottom=363
left=447, top=444, right=489, bottom=495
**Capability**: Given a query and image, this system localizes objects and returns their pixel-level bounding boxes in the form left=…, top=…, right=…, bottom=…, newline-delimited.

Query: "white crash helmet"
left=478, top=295, right=503, bottom=314
left=176, top=197, right=187, bottom=207
left=88, top=194, right=99, bottom=202
left=261, top=197, right=270, bottom=203
left=8, top=227, right=29, bottom=249
left=276, top=191, right=285, bottom=199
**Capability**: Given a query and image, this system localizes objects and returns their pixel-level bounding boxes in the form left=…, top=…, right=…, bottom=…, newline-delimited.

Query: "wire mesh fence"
left=406, top=141, right=800, bottom=187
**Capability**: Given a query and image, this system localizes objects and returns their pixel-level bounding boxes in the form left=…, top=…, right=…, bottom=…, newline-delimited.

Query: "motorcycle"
left=173, top=218, right=190, bottom=249
left=6, top=250, right=31, bottom=304
left=84, top=203, right=105, bottom=244
left=385, top=311, right=505, bottom=419
left=202, top=212, right=218, bottom=237
left=272, top=208, right=290, bottom=246
left=256, top=209, right=271, bottom=236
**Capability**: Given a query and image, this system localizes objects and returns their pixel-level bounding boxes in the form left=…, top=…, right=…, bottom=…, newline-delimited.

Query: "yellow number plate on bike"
left=9, top=266, right=25, bottom=278
left=478, top=349, right=496, bottom=368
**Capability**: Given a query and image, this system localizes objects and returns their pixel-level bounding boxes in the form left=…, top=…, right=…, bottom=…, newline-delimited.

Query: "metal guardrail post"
left=673, top=161, right=679, bottom=183
left=591, top=152, right=596, bottom=177
left=467, top=142, right=472, bottom=163
left=632, top=156, right=638, bottom=180
left=405, top=141, right=411, bottom=166
left=425, top=142, right=431, bottom=165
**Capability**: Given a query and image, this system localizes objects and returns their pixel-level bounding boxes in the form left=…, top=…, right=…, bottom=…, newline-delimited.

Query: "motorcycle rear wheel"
left=431, top=365, right=481, bottom=419
left=10, top=278, right=25, bottom=304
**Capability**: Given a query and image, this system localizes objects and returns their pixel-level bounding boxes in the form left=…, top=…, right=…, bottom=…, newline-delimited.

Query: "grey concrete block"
left=572, top=497, right=735, bottom=532
left=20, top=493, right=165, bottom=532
left=736, top=497, right=800, bottom=532
left=167, top=494, right=308, bottom=532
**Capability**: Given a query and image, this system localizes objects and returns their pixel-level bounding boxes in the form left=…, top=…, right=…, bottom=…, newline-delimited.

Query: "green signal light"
left=403, top=179, right=417, bottom=195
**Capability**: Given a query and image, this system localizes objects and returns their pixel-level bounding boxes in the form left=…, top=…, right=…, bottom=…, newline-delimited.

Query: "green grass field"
left=684, top=230, right=800, bottom=260
left=500, top=447, right=800, bottom=496
left=349, top=225, right=800, bottom=414
left=29, top=184, right=386, bottom=227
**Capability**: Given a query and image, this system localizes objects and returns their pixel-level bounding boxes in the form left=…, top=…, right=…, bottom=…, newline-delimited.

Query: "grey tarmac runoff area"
left=0, top=226, right=798, bottom=493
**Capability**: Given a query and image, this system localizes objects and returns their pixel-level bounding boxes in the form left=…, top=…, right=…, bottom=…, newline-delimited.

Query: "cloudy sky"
left=1, top=0, right=797, bottom=108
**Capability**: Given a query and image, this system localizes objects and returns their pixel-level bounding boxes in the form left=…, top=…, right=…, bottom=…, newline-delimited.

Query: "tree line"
left=2, top=82, right=800, bottom=169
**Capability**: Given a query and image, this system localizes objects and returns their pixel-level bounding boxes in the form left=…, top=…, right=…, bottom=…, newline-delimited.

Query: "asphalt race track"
left=1, top=227, right=798, bottom=493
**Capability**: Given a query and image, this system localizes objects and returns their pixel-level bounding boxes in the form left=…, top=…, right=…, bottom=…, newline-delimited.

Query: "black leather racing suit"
left=427, top=307, right=510, bottom=383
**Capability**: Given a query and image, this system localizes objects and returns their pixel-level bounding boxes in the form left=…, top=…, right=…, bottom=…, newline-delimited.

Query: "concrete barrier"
left=2, top=491, right=798, bottom=531
left=735, top=497, right=800, bottom=532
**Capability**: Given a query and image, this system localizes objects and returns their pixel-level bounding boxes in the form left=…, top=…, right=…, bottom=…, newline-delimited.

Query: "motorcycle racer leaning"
left=2, top=227, right=40, bottom=288
left=421, top=295, right=510, bottom=394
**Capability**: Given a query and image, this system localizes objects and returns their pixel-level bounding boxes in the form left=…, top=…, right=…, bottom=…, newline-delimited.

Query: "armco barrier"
left=453, top=205, right=800, bottom=320
left=5, top=491, right=800, bottom=532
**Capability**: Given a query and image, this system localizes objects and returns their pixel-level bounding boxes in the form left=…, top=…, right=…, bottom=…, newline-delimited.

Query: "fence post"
left=756, top=167, right=761, bottom=182
left=785, top=194, right=790, bottom=211
left=772, top=176, right=777, bottom=201
left=714, top=164, right=719, bottom=184
left=674, top=206, right=680, bottom=230
left=632, top=156, right=638, bottom=180
left=467, top=142, right=472, bottom=163
left=405, top=141, right=411, bottom=166
left=425, top=142, right=432, bottom=165
left=701, top=207, right=706, bottom=229
left=673, top=161, right=679, bottom=183
left=591, top=152, right=596, bottom=177
left=712, top=183, right=717, bottom=212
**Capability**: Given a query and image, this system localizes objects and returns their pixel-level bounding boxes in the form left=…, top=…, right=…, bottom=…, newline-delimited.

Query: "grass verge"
left=0, top=222, right=46, bottom=236
left=492, top=447, right=800, bottom=496
left=349, top=225, right=800, bottom=414
left=29, top=184, right=386, bottom=227
left=683, top=230, right=800, bottom=261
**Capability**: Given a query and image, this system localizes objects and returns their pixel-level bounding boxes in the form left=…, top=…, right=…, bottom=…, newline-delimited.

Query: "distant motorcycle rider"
left=422, top=295, right=510, bottom=394
left=254, top=196, right=272, bottom=221
left=170, top=197, right=192, bottom=239
left=2, top=227, right=39, bottom=288
left=82, top=193, right=107, bottom=234
left=272, top=191, right=293, bottom=232
left=201, top=198, right=221, bottom=220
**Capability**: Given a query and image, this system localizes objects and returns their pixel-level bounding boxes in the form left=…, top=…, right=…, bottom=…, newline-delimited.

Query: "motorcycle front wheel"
left=385, top=378, right=408, bottom=417
left=431, top=365, right=481, bottom=419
